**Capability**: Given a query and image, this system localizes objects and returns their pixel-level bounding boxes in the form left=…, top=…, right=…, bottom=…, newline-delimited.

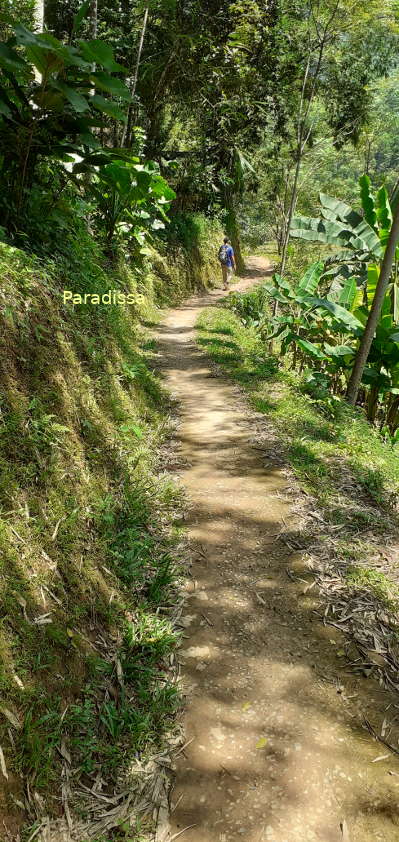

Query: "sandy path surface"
left=155, top=257, right=399, bottom=842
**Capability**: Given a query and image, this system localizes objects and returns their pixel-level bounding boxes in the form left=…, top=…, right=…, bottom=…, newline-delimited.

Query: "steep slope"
left=0, top=215, right=222, bottom=840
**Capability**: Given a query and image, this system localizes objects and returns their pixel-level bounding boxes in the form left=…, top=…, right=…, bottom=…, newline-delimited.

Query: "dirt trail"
left=155, top=257, right=399, bottom=842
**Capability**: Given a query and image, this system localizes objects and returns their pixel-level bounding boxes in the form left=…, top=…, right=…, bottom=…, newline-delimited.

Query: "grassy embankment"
left=0, top=213, right=222, bottom=840
left=197, top=297, right=399, bottom=609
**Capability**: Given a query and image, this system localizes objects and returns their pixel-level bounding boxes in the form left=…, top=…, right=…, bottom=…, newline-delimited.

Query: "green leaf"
left=319, top=193, right=362, bottom=227
left=79, top=133, right=101, bottom=149
left=58, top=84, right=89, bottom=113
left=351, top=219, right=383, bottom=257
left=0, top=97, right=12, bottom=118
left=79, top=40, right=125, bottom=72
left=290, top=334, right=327, bottom=360
left=26, top=45, right=60, bottom=74
left=90, top=94, right=126, bottom=121
left=120, top=423, right=143, bottom=438
left=149, top=175, right=176, bottom=200
left=91, top=72, right=131, bottom=101
left=268, top=289, right=291, bottom=304
left=290, top=215, right=352, bottom=247
left=73, top=0, right=91, bottom=33
left=272, top=274, right=292, bottom=293
left=0, top=43, right=28, bottom=73
left=14, top=25, right=52, bottom=47
left=366, top=264, right=379, bottom=306
left=394, top=284, right=399, bottom=324
left=359, top=174, right=377, bottom=229
left=235, top=146, right=256, bottom=175
left=324, top=343, right=354, bottom=357
left=307, top=297, right=364, bottom=332
left=14, top=26, right=68, bottom=74
left=376, top=186, right=392, bottom=233
left=337, top=276, right=357, bottom=309
left=297, top=261, right=324, bottom=295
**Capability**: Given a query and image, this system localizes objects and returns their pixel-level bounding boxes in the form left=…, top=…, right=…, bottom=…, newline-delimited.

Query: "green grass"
left=197, top=302, right=399, bottom=607
left=0, top=218, right=223, bottom=840
left=345, top=566, right=399, bottom=609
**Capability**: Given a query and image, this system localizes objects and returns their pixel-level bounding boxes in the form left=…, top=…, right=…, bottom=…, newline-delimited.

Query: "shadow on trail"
left=154, top=262, right=399, bottom=841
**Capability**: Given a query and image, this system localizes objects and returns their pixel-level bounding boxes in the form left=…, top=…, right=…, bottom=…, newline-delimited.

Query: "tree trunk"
left=34, top=0, right=44, bottom=31
left=131, top=4, right=149, bottom=99
left=387, top=395, right=399, bottom=436
left=122, top=4, right=149, bottom=148
left=271, top=158, right=300, bottom=325
left=33, top=0, right=44, bottom=82
left=224, top=195, right=245, bottom=273
left=366, top=385, right=379, bottom=424
left=91, top=0, right=98, bottom=38
left=346, top=201, right=399, bottom=405
left=279, top=153, right=301, bottom=279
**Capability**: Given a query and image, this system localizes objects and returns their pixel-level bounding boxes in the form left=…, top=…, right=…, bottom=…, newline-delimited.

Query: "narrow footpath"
left=155, top=257, right=399, bottom=842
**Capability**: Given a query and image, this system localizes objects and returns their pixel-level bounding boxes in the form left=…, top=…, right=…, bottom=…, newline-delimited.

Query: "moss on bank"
left=0, top=214, right=222, bottom=840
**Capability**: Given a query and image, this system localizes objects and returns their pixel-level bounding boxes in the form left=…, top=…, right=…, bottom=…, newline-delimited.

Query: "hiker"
left=218, top=237, right=236, bottom=291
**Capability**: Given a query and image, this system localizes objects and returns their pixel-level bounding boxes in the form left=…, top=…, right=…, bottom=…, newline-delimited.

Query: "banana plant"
left=264, top=263, right=361, bottom=368
left=264, top=258, right=399, bottom=429
left=290, top=176, right=399, bottom=292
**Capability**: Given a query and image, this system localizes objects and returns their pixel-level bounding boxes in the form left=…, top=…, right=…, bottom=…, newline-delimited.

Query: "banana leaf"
left=268, top=324, right=292, bottom=341
left=394, top=283, right=399, bottom=324
left=288, top=334, right=327, bottom=360
left=267, top=289, right=292, bottom=304
left=359, top=174, right=377, bottom=228
left=319, top=193, right=362, bottom=227
left=351, top=219, right=383, bottom=257
left=366, top=264, right=379, bottom=306
left=272, top=274, right=292, bottom=293
left=324, top=343, right=354, bottom=357
left=376, top=186, right=392, bottom=231
left=297, top=261, right=324, bottom=295
left=307, top=296, right=364, bottom=332
left=337, top=276, right=357, bottom=309
left=290, top=216, right=353, bottom=246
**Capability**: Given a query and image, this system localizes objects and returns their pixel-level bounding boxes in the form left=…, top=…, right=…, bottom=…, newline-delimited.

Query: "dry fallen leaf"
left=0, top=746, right=8, bottom=780
left=340, top=819, right=350, bottom=840
left=116, top=658, right=124, bottom=685
left=58, top=738, right=71, bottom=765
left=33, top=613, right=52, bottom=625
left=1, top=707, right=22, bottom=729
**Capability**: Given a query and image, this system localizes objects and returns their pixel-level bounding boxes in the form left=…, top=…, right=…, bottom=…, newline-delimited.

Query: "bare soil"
left=155, top=257, right=399, bottom=842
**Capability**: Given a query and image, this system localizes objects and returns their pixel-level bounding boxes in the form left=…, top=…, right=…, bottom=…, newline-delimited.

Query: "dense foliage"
left=230, top=176, right=399, bottom=440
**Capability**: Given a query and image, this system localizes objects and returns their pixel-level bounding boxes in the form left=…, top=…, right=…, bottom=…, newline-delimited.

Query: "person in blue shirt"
left=218, top=237, right=236, bottom=290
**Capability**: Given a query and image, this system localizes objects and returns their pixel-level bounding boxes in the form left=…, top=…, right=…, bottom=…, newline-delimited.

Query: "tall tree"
left=34, top=0, right=44, bottom=30
left=90, top=0, right=97, bottom=38
left=122, top=1, right=149, bottom=147
left=274, top=0, right=398, bottom=285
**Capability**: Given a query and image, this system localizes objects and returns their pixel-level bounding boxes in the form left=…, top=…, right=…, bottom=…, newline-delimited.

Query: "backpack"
left=218, top=244, right=229, bottom=265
